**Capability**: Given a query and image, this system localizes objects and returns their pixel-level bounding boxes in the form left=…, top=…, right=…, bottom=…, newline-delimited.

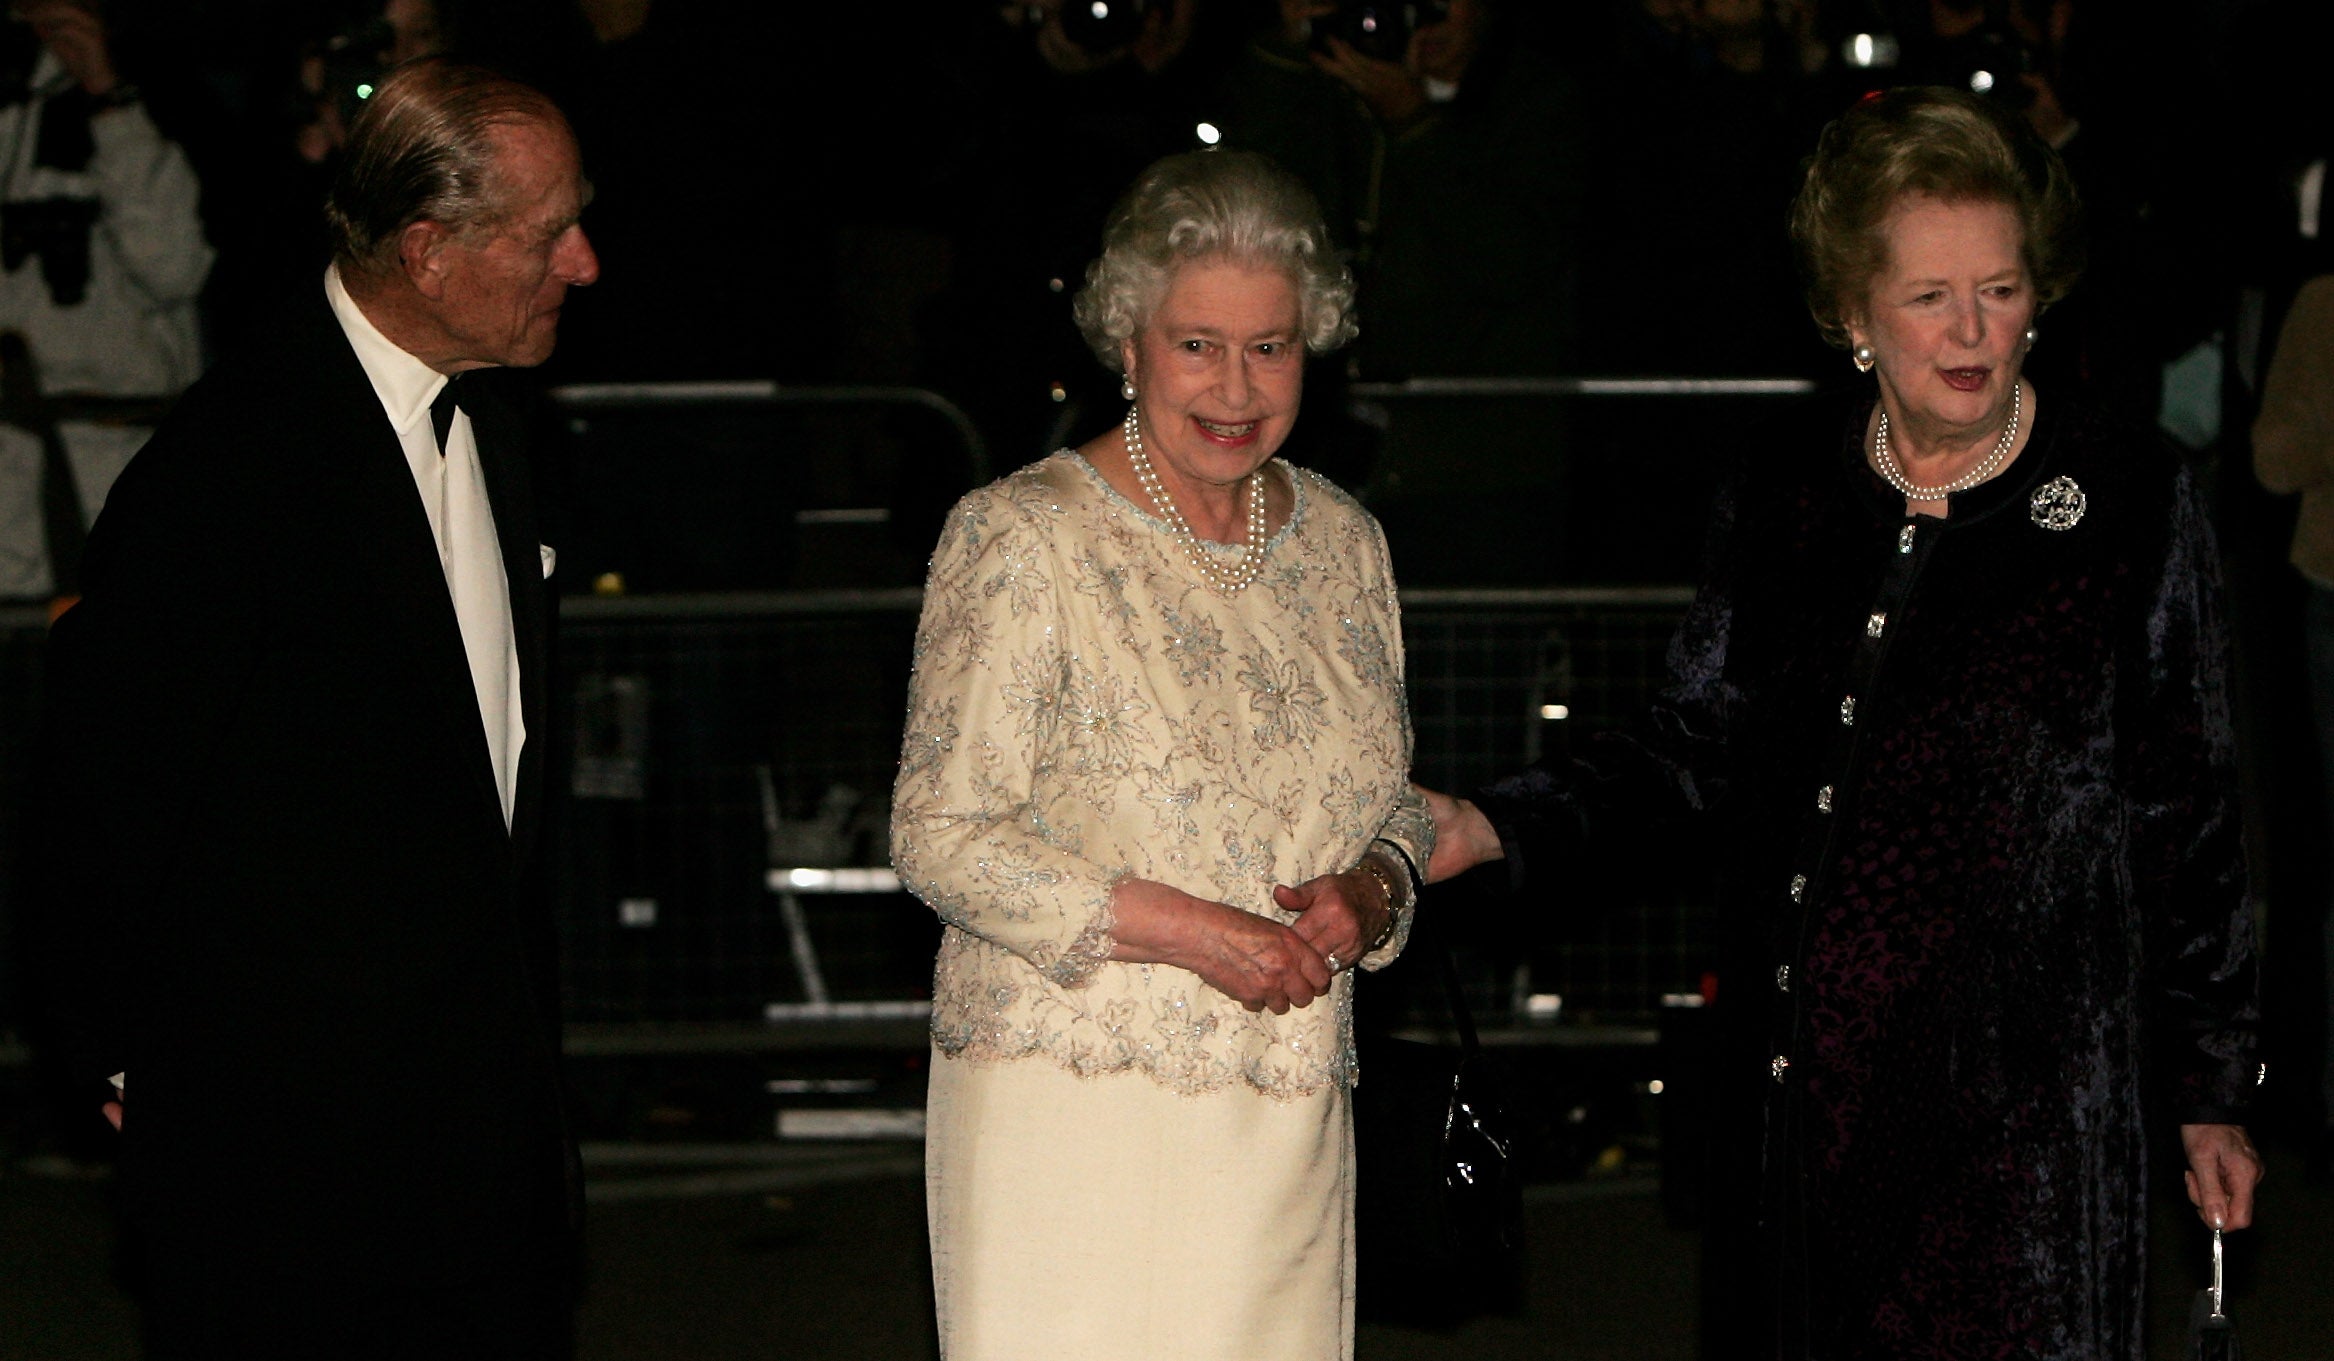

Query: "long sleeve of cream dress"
left=894, top=451, right=1431, bottom=1359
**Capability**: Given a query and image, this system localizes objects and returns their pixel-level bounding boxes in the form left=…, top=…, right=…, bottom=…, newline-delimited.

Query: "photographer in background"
left=0, top=0, right=209, bottom=602
left=913, top=0, right=1232, bottom=464
left=1015, top=0, right=1197, bottom=77
left=1226, top=0, right=1585, bottom=377
left=1218, top=1, right=1585, bottom=581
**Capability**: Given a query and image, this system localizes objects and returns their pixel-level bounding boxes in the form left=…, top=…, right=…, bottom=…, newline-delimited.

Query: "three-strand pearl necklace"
left=1872, top=379, right=2023, bottom=501
left=1123, top=403, right=1269, bottom=596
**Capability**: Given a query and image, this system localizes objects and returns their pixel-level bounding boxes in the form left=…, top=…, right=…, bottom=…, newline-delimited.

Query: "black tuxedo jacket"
left=33, top=285, right=574, bottom=1281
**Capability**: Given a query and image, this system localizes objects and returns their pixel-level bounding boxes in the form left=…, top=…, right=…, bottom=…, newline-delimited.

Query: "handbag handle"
left=1415, top=911, right=1482, bottom=1057
left=2210, top=1227, right=2224, bottom=1319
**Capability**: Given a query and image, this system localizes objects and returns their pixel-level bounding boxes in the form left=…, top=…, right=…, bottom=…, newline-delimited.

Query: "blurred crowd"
left=0, top=0, right=2323, bottom=438
left=0, top=0, right=2327, bottom=596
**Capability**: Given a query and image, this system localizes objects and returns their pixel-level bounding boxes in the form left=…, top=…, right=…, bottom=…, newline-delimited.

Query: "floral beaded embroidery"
left=893, top=453, right=1434, bottom=1100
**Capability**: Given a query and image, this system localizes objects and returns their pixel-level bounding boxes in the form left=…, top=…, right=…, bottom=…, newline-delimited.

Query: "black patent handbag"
left=1353, top=921, right=1526, bottom=1323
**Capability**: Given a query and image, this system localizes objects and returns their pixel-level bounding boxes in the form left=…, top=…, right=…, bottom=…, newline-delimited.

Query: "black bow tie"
left=429, top=379, right=461, bottom=456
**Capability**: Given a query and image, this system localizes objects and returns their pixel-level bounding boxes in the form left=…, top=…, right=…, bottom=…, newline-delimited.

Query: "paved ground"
left=2, top=1132, right=2325, bottom=1360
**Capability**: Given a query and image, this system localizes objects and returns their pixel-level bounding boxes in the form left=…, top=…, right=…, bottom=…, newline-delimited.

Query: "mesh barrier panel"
left=554, top=599, right=928, bottom=1024
left=550, top=590, right=1710, bottom=1028
left=0, top=590, right=1715, bottom=1036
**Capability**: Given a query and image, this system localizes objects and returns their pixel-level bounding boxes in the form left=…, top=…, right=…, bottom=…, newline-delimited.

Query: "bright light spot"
left=1525, top=993, right=1563, bottom=1018
left=1090, top=1, right=1108, bottom=17
left=1969, top=69, right=1996, bottom=94
left=1648, top=1079, right=1666, bottom=1095
left=1046, top=277, right=1065, bottom=293
left=1195, top=122, right=1222, bottom=146
left=1539, top=703, right=1570, bottom=721
left=355, top=83, right=375, bottom=99
left=1841, top=33, right=1897, bottom=68
left=1361, top=15, right=1379, bottom=32
left=1048, top=382, right=1068, bottom=403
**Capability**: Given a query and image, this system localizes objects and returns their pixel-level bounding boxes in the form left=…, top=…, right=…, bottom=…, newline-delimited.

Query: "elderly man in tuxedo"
left=32, top=58, right=597, bottom=1357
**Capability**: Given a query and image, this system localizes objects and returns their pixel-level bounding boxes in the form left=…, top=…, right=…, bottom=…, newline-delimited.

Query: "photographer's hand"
left=1312, top=36, right=1425, bottom=129
left=1132, top=0, right=1197, bottom=73
left=19, top=1, right=119, bottom=97
left=1277, top=0, right=1339, bottom=48
left=1027, top=0, right=1109, bottom=74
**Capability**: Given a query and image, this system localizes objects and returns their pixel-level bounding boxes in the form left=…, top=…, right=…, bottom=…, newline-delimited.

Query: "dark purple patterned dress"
left=1479, top=392, right=2260, bottom=1360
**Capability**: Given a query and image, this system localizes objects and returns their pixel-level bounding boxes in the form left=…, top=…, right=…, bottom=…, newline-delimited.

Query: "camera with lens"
left=315, top=16, right=392, bottom=131
left=1, top=195, right=99, bottom=306
left=1020, top=0, right=1152, bottom=56
left=1314, top=1, right=1452, bottom=63
left=1927, top=23, right=2042, bottom=111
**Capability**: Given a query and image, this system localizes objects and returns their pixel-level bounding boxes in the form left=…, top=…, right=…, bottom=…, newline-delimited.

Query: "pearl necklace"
left=1872, top=380, right=2022, bottom=501
left=1122, top=403, right=1268, bottom=596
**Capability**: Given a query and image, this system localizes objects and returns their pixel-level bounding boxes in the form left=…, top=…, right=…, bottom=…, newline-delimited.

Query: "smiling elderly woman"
left=1424, top=88, right=2262, bottom=1359
left=891, top=149, right=1432, bottom=1359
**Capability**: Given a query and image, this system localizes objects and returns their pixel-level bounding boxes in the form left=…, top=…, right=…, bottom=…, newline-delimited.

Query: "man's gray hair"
left=1072, top=150, right=1356, bottom=372
left=325, top=59, right=570, bottom=276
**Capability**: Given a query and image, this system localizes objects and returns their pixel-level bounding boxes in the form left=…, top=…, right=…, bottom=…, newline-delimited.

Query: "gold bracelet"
left=1355, top=855, right=1401, bottom=951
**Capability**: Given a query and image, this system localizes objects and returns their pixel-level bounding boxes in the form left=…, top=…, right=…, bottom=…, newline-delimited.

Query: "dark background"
left=5, top=0, right=2334, bottom=1354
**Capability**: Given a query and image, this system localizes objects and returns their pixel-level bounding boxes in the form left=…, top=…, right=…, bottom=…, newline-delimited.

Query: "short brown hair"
left=1789, top=87, right=2083, bottom=349
left=325, top=59, right=571, bottom=276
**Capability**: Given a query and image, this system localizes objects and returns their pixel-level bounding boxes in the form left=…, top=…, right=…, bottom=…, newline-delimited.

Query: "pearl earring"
left=1853, top=343, right=1875, bottom=374
left=2023, top=326, right=2038, bottom=348
left=1122, top=378, right=1137, bottom=401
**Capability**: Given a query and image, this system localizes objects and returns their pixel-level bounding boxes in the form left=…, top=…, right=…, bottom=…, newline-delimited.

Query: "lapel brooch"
left=2030, top=476, right=2086, bottom=531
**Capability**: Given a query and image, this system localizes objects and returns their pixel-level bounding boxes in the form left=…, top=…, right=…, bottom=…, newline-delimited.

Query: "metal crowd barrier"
left=545, top=381, right=990, bottom=595
left=1349, top=377, right=1816, bottom=399
left=550, top=584, right=1704, bottom=1053
left=1342, top=376, right=1819, bottom=586
left=549, top=380, right=990, bottom=486
left=3, top=378, right=1826, bottom=1065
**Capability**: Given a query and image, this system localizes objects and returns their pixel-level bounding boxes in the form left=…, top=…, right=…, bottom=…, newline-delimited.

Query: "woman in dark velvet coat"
left=1425, top=88, right=2263, bottom=1359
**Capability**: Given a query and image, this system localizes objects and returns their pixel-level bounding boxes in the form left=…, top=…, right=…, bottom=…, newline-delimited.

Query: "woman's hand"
left=2180, top=1122, right=2264, bottom=1230
left=1108, top=878, right=1331, bottom=1014
left=1272, top=865, right=1391, bottom=974
left=1417, top=784, right=1503, bottom=883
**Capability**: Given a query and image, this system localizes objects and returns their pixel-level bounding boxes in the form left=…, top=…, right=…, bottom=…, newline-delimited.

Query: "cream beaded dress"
left=893, top=452, right=1432, bottom=1360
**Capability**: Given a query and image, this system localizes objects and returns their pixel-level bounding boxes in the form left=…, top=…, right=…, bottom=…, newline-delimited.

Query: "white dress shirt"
left=324, top=266, right=524, bottom=829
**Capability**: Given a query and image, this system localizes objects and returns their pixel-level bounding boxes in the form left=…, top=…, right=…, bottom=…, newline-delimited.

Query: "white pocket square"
left=539, top=544, right=557, bottom=579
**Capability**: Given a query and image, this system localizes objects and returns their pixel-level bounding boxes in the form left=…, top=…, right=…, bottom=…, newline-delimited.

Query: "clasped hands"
left=1108, top=862, right=1396, bottom=1014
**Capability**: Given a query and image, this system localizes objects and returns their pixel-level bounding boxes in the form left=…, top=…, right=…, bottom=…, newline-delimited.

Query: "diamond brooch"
left=2030, top=476, right=2086, bottom=531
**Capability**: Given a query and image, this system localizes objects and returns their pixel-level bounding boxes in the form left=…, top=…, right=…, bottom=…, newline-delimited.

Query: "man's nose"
left=559, top=227, right=600, bottom=287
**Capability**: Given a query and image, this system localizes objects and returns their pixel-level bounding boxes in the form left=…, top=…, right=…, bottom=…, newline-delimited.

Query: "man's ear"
left=399, top=220, right=453, bottom=300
